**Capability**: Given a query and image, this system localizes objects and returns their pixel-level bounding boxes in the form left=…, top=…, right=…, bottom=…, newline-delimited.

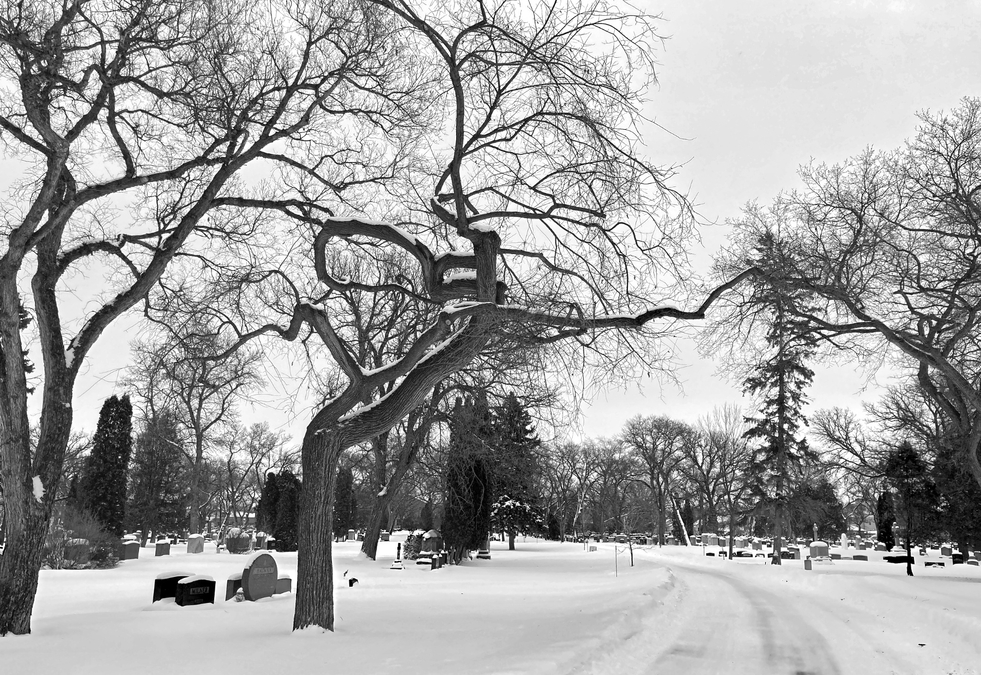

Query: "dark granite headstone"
left=853, top=554, right=868, bottom=561
left=119, top=540, right=140, bottom=560
left=154, top=541, right=171, bottom=557
left=242, top=552, right=278, bottom=601
left=153, top=571, right=194, bottom=602
left=176, top=575, right=215, bottom=606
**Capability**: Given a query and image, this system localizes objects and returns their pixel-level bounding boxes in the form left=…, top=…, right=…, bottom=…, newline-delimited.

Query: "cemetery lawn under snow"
left=2, top=537, right=980, bottom=675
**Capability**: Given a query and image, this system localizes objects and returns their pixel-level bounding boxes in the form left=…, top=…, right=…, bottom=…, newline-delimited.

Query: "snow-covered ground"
left=2, top=536, right=979, bottom=674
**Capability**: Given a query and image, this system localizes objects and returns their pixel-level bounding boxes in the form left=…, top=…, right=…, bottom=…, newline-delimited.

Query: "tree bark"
left=361, top=491, right=393, bottom=561
left=293, top=428, right=343, bottom=631
left=508, top=531, right=515, bottom=550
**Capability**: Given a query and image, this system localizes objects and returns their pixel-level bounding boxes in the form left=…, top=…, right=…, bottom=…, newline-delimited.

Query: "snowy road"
left=574, top=550, right=958, bottom=675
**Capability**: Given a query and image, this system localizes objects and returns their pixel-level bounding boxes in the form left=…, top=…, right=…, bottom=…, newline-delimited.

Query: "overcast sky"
left=578, top=0, right=981, bottom=438
left=62, top=0, right=981, bottom=443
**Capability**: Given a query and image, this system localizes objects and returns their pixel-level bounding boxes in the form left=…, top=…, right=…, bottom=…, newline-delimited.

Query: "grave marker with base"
left=118, top=540, right=140, bottom=560
left=154, top=540, right=171, bottom=557
left=242, top=552, right=278, bottom=601
left=390, top=543, right=404, bottom=570
left=176, top=575, right=216, bottom=606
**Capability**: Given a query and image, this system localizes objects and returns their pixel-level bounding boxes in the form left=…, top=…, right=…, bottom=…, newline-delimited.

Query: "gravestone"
left=752, top=540, right=762, bottom=550
left=830, top=553, right=842, bottom=560
left=952, top=553, right=964, bottom=565
left=152, top=571, right=194, bottom=602
left=176, top=575, right=215, bottom=606
left=380, top=532, right=390, bottom=542
left=118, top=540, right=140, bottom=560
left=968, top=560, right=979, bottom=567
left=874, top=543, right=887, bottom=552
left=941, top=545, right=953, bottom=557
left=858, top=541, right=867, bottom=550
left=186, top=534, right=204, bottom=554
left=155, top=541, right=171, bottom=557
left=853, top=554, right=868, bottom=561
left=276, top=575, right=292, bottom=594
left=809, top=541, right=830, bottom=558
left=840, top=533, right=848, bottom=550
left=347, top=529, right=356, bottom=541
left=787, top=546, right=801, bottom=560
left=925, top=561, right=945, bottom=568
left=242, top=552, right=278, bottom=601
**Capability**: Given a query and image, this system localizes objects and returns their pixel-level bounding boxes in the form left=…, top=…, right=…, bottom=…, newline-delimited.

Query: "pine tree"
left=490, top=393, right=542, bottom=550
left=333, top=466, right=358, bottom=537
left=420, top=500, right=434, bottom=531
left=79, top=395, right=134, bottom=537
left=875, top=491, right=895, bottom=550
left=884, top=441, right=941, bottom=576
left=443, top=396, right=495, bottom=563
left=127, top=410, right=187, bottom=544
left=273, top=470, right=302, bottom=552
left=742, top=230, right=818, bottom=565
left=256, top=472, right=280, bottom=535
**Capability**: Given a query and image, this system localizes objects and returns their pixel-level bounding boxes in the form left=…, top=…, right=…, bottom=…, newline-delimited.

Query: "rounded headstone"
left=242, top=552, right=278, bottom=601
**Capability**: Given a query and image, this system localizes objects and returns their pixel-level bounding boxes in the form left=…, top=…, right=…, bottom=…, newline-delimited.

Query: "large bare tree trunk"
left=0, top=497, right=48, bottom=635
left=293, top=429, right=343, bottom=631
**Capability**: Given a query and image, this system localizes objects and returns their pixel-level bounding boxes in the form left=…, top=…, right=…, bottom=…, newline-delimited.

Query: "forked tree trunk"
left=293, top=429, right=344, bottom=631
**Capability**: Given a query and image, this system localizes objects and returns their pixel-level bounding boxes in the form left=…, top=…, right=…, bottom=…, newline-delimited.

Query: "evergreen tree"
left=79, top=395, right=134, bottom=537
left=333, top=466, right=358, bottom=536
left=875, top=492, right=895, bottom=550
left=420, top=500, right=434, bottom=531
left=273, top=470, right=302, bottom=552
left=490, top=393, right=542, bottom=550
left=127, top=410, right=187, bottom=544
left=443, top=396, right=495, bottom=563
left=932, top=439, right=981, bottom=558
left=255, top=472, right=280, bottom=534
left=884, top=441, right=941, bottom=576
left=742, top=230, right=818, bottom=564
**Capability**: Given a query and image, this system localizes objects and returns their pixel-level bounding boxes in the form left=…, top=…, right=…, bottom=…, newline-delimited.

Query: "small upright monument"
left=390, top=543, right=404, bottom=570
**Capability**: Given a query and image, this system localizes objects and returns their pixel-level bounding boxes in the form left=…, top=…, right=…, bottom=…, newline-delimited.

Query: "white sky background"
left=57, top=0, right=981, bottom=442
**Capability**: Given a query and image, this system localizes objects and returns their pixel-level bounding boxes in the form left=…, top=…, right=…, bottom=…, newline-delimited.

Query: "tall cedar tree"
left=255, top=472, right=280, bottom=535
left=273, top=470, right=302, bottom=552
left=420, top=501, right=434, bottom=531
left=742, top=231, right=818, bottom=564
left=79, top=395, right=133, bottom=537
left=884, top=441, right=942, bottom=576
left=875, top=492, right=896, bottom=550
left=933, top=440, right=981, bottom=559
left=443, top=397, right=495, bottom=563
left=491, top=393, right=542, bottom=550
left=333, top=466, right=358, bottom=537
left=126, top=411, right=187, bottom=545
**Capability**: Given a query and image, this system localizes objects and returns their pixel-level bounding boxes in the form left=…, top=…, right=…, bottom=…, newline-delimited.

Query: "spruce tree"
left=127, top=410, right=187, bottom=544
left=490, top=393, right=542, bottom=550
left=884, top=441, right=941, bottom=576
left=273, top=470, right=302, bottom=552
left=443, top=396, right=495, bottom=563
left=256, top=472, right=280, bottom=535
left=333, top=466, right=358, bottom=537
left=742, top=230, right=817, bottom=564
left=875, top=491, right=896, bottom=550
left=420, top=500, right=434, bottom=531
left=79, top=395, right=134, bottom=537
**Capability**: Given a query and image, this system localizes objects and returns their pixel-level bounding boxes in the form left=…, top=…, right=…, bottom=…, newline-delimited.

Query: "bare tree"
left=0, top=0, right=413, bottom=635
left=622, top=415, right=689, bottom=544
left=157, top=0, right=755, bottom=633
left=127, top=331, right=261, bottom=534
